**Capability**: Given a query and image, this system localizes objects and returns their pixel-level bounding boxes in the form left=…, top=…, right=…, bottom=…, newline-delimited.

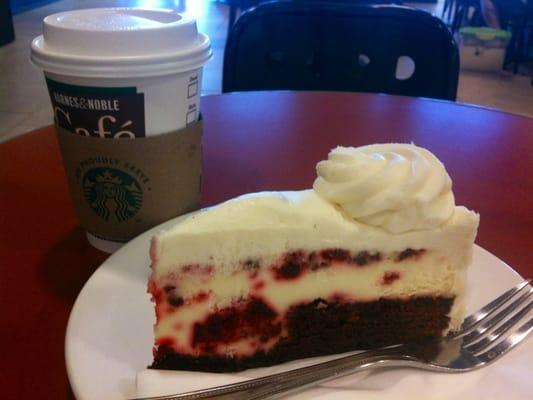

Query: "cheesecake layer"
left=150, top=246, right=468, bottom=359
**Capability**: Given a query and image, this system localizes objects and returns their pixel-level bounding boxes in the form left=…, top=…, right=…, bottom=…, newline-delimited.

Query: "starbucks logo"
left=82, top=168, right=143, bottom=222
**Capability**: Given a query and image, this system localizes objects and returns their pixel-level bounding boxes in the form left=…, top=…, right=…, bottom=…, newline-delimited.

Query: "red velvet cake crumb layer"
left=151, top=296, right=454, bottom=372
left=272, top=249, right=381, bottom=280
left=381, top=271, right=401, bottom=285
left=269, top=248, right=424, bottom=281
left=192, top=298, right=281, bottom=352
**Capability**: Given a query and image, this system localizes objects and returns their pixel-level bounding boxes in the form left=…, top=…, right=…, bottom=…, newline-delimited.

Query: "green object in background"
left=459, top=27, right=511, bottom=41
left=459, top=27, right=511, bottom=49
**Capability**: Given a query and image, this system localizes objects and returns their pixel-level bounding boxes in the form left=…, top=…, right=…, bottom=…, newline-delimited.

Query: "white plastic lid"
left=31, top=8, right=212, bottom=78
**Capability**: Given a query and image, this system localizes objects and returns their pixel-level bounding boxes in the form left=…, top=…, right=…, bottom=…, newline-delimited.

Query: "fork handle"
left=140, top=349, right=411, bottom=400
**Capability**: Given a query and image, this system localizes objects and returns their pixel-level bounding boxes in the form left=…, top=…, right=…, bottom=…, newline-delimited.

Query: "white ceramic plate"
left=65, top=216, right=532, bottom=400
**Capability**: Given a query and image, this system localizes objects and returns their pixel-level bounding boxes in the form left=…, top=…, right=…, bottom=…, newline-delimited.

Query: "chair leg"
left=513, top=24, right=524, bottom=74
left=447, top=0, right=457, bottom=24
left=451, top=5, right=465, bottom=33
left=442, top=0, right=449, bottom=19
left=505, top=22, right=525, bottom=74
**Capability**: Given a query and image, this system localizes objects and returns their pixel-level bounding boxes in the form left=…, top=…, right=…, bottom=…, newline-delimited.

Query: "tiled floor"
left=0, top=0, right=532, bottom=143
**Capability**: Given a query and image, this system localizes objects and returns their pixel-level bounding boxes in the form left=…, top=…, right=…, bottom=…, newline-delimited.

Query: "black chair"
left=223, top=2, right=460, bottom=100
left=226, top=1, right=263, bottom=37
left=224, top=0, right=402, bottom=38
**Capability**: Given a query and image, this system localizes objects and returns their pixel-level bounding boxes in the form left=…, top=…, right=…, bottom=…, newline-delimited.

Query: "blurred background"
left=1, top=0, right=532, bottom=143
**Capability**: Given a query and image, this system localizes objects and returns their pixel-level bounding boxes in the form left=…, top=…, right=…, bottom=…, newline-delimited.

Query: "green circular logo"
left=82, top=167, right=143, bottom=222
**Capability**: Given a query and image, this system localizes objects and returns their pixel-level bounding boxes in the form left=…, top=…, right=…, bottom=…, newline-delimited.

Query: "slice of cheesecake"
left=148, top=144, right=479, bottom=372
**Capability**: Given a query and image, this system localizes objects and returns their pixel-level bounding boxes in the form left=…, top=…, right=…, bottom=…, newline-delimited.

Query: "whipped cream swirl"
left=313, top=144, right=455, bottom=233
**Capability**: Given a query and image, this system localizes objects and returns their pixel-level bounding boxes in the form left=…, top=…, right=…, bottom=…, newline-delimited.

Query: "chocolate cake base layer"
left=151, top=296, right=454, bottom=372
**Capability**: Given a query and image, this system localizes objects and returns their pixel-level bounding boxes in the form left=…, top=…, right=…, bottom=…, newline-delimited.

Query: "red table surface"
left=1, top=91, right=532, bottom=399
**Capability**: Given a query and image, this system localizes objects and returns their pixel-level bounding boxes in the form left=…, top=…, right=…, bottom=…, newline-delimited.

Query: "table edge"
left=202, top=90, right=533, bottom=121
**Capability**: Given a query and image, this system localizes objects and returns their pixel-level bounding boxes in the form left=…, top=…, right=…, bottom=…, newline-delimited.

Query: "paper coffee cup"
left=31, top=8, right=212, bottom=252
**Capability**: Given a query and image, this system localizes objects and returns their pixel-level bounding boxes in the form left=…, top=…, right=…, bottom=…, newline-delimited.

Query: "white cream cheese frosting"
left=151, top=190, right=477, bottom=277
left=313, top=144, right=455, bottom=234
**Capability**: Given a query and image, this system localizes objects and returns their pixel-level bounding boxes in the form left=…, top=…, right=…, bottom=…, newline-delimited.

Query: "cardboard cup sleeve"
left=56, top=121, right=202, bottom=243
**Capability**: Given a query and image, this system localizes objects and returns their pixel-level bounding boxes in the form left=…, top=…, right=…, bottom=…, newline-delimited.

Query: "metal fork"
left=137, top=281, right=532, bottom=400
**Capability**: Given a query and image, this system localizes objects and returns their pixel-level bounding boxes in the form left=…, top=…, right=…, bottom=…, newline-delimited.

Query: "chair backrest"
left=223, top=2, right=459, bottom=100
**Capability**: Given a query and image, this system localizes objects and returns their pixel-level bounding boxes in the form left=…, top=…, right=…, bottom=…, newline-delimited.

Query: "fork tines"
left=459, top=280, right=531, bottom=335
left=456, top=280, right=532, bottom=356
